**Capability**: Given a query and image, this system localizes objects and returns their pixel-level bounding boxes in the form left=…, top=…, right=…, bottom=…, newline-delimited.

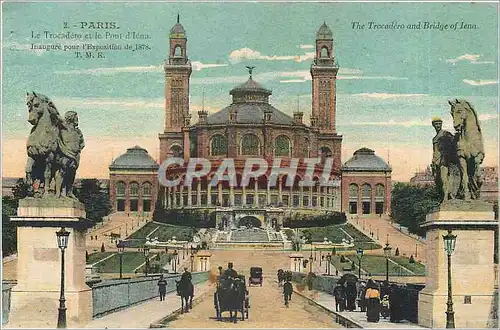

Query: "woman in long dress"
left=365, top=279, right=381, bottom=322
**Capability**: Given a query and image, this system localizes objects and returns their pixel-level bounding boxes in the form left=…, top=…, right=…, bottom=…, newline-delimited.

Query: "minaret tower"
left=159, top=15, right=192, bottom=163
left=310, top=22, right=338, bottom=133
left=310, top=22, right=342, bottom=170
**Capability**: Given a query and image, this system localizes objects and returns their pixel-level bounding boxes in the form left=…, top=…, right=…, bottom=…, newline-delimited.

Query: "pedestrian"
left=345, top=282, right=357, bottom=311
left=283, top=278, right=293, bottom=307
left=365, top=279, right=381, bottom=322
left=157, top=274, right=168, bottom=301
left=333, top=282, right=346, bottom=312
left=357, top=281, right=367, bottom=312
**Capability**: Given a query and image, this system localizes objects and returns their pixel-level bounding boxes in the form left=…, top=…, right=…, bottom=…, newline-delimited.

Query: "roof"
left=109, top=146, right=158, bottom=171
left=230, top=77, right=272, bottom=95
left=342, top=148, right=392, bottom=172
left=170, top=23, right=186, bottom=37
left=206, top=103, right=295, bottom=125
left=317, top=22, right=333, bottom=39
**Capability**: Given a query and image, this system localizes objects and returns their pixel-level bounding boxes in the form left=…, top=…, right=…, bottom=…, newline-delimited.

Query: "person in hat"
left=223, top=262, right=238, bottom=278
left=157, top=274, right=168, bottom=301
left=181, top=267, right=192, bottom=282
left=365, top=279, right=381, bottom=322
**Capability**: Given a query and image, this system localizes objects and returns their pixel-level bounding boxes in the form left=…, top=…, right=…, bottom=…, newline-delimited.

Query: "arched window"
left=320, top=146, right=332, bottom=157
left=116, top=181, right=126, bottom=196
left=275, top=135, right=291, bottom=156
left=170, top=145, right=183, bottom=157
left=375, top=184, right=385, bottom=198
left=320, top=46, right=329, bottom=58
left=241, top=134, right=260, bottom=155
left=210, top=134, right=228, bottom=156
left=129, top=182, right=139, bottom=197
left=174, top=45, right=182, bottom=57
left=349, top=184, right=358, bottom=198
left=142, top=182, right=152, bottom=196
left=362, top=184, right=371, bottom=198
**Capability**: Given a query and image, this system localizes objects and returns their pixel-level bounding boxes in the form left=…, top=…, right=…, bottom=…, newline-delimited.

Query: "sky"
left=2, top=1, right=498, bottom=181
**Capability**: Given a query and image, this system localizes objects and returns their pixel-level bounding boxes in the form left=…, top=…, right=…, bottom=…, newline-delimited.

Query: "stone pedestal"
left=418, top=200, right=497, bottom=328
left=195, top=250, right=212, bottom=272
left=290, top=253, right=304, bottom=272
left=7, top=197, right=93, bottom=328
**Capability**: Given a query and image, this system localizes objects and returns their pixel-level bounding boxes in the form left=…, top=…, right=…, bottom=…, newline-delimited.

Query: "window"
left=349, top=202, right=357, bottom=214
left=349, top=184, right=358, bottom=198
left=143, top=200, right=152, bottom=212
left=192, top=194, right=198, bottom=206
left=375, top=184, right=385, bottom=198
left=282, top=195, right=289, bottom=206
left=375, top=202, right=384, bottom=214
left=312, top=196, right=317, bottom=207
left=271, top=195, right=278, bottom=205
left=293, top=195, right=300, bottom=207
left=130, top=182, right=139, bottom=197
left=241, top=134, right=260, bottom=155
left=246, top=194, right=254, bottom=206
left=320, top=47, right=329, bottom=58
left=211, top=194, right=218, bottom=205
left=362, top=201, right=371, bottom=214
left=116, top=182, right=126, bottom=196
left=259, top=194, right=267, bottom=206
left=303, top=196, right=309, bottom=207
left=362, top=184, right=371, bottom=199
left=142, top=182, right=152, bottom=196
left=210, top=135, right=228, bottom=156
left=275, top=135, right=291, bottom=156
left=174, top=45, right=182, bottom=57
left=130, top=200, right=139, bottom=212
left=234, top=194, right=242, bottom=206
left=170, top=145, right=183, bottom=157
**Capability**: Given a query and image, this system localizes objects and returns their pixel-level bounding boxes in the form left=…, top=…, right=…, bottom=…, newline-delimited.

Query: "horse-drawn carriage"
left=214, top=275, right=249, bottom=323
left=249, top=267, right=263, bottom=286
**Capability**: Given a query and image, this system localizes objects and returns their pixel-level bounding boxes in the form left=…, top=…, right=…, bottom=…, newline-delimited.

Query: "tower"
left=159, top=15, right=192, bottom=163
left=310, top=22, right=338, bottom=133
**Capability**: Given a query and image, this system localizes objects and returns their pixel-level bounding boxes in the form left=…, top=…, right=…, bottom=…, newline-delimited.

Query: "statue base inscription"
left=418, top=200, right=497, bottom=328
left=7, top=198, right=93, bottom=328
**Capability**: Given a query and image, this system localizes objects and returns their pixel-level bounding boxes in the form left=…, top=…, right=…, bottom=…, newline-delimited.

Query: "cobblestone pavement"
left=165, top=277, right=341, bottom=328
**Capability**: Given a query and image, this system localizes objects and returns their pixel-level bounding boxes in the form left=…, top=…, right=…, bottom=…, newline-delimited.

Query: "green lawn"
left=339, top=255, right=426, bottom=276
left=390, top=255, right=426, bottom=275
left=94, top=252, right=172, bottom=273
left=127, top=222, right=197, bottom=241
left=87, top=252, right=113, bottom=265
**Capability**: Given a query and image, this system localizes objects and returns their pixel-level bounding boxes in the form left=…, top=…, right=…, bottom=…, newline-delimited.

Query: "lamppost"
left=143, top=244, right=150, bottom=276
left=183, top=243, right=186, bottom=260
left=117, top=240, right=125, bottom=279
left=326, top=253, right=331, bottom=276
left=173, top=249, right=178, bottom=273
left=56, top=228, right=70, bottom=328
left=383, top=242, right=392, bottom=282
left=356, top=248, right=364, bottom=279
left=309, top=254, right=313, bottom=273
left=443, top=230, right=457, bottom=328
left=190, top=253, right=195, bottom=272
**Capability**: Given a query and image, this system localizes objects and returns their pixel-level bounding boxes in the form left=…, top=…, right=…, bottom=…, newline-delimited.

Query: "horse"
left=25, top=92, right=61, bottom=197
left=214, top=276, right=248, bottom=323
left=449, top=99, right=485, bottom=200
left=175, top=276, right=194, bottom=314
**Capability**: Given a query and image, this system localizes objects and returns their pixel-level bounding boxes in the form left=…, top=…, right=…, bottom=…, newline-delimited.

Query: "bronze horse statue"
left=25, top=92, right=84, bottom=198
left=449, top=99, right=485, bottom=200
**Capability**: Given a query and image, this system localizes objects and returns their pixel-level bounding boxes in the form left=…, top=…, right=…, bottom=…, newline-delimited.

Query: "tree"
left=75, top=179, right=111, bottom=223
left=391, top=182, right=440, bottom=237
left=2, top=196, right=18, bottom=257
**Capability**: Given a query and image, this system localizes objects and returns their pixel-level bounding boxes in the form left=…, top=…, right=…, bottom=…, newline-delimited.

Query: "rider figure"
left=181, top=267, right=192, bottom=282
left=223, top=262, right=238, bottom=278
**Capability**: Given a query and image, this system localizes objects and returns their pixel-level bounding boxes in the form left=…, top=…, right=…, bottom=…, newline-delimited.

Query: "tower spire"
left=202, top=91, right=205, bottom=111
left=177, top=13, right=180, bottom=24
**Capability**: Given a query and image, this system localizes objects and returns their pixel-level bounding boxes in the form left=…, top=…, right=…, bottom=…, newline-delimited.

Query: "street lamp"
left=173, top=249, right=178, bottom=273
left=443, top=230, right=457, bottom=328
left=190, top=253, right=195, bottom=272
left=326, top=253, right=331, bottom=276
left=143, top=244, right=150, bottom=276
left=56, top=227, right=70, bottom=328
left=356, top=248, right=364, bottom=279
left=383, top=242, right=392, bottom=282
left=309, top=254, right=313, bottom=273
left=183, top=244, right=186, bottom=260
left=117, top=241, right=125, bottom=279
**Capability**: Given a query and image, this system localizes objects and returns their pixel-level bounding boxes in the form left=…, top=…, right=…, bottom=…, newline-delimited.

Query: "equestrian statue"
left=25, top=92, right=85, bottom=198
left=431, top=99, right=484, bottom=202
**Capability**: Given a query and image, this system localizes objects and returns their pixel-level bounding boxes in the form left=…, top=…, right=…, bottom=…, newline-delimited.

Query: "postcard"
left=1, top=1, right=498, bottom=329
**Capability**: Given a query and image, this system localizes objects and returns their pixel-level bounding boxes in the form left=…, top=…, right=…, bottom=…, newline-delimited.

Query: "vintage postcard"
left=1, top=1, right=498, bottom=329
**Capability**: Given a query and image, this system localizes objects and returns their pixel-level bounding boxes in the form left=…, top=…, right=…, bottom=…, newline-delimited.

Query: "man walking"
left=157, top=274, right=168, bottom=301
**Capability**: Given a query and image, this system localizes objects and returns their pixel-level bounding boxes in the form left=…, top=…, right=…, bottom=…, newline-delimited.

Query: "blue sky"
left=2, top=2, right=498, bottom=181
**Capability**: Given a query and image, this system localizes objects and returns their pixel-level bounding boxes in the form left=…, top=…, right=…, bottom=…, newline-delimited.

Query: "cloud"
left=53, top=97, right=164, bottom=109
left=353, top=93, right=427, bottom=99
left=299, top=44, right=314, bottom=49
left=189, top=61, right=228, bottom=71
left=463, top=79, right=498, bottom=86
left=228, top=47, right=315, bottom=63
left=446, top=54, right=494, bottom=65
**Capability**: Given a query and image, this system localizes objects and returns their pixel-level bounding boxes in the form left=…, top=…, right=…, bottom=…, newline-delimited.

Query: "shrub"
left=409, top=255, right=415, bottom=263
left=283, top=212, right=347, bottom=228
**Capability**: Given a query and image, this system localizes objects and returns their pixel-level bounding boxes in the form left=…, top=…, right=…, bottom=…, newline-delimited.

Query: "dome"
left=170, top=23, right=186, bottom=37
left=205, top=103, right=294, bottom=125
left=229, top=77, right=272, bottom=96
left=341, top=148, right=391, bottom=172
left=109, top=146, right=158, bottom=170
left=316, top=22, right=333, bottom=39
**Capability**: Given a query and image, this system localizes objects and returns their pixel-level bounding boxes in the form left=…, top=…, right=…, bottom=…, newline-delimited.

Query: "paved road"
left=165, top=278, right=341, bottom=328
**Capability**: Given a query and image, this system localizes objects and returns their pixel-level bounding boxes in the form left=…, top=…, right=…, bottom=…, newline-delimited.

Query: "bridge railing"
left=88, top=271, right=209, bottom=319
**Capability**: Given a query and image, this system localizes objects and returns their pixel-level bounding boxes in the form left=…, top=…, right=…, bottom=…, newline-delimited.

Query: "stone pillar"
left=289, top=253, right=304, bottom=273
left=254, top=181, right=258, bottom=207
left=267, top=183, right=271, bottom=205
left=195, top=251, right=212, bottom=272
left=418, top=201, right=497, bottom=329
left=172, top=185, right=178, bottom=208
left=217, top=183, right=222, bottom=205
left=167, top=187, right=172, bottom=209
left=309, top=185, right=313, bottom=208
left=206, top=182, right=211, bottom=206
left=179, top=185, right=184, bottom=207
left=163, top=187, right=167, bottom=208
left=242, top=186, right=247, bottom=206
left=230, top=185, right=234, bottom=206
left=9, top=198, right=93, bottom=328
left=278, top=177, right=283, bottom=204
left=187, top=184, right=192, bottom=207
left=299, top=186, right=304, bottom=208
